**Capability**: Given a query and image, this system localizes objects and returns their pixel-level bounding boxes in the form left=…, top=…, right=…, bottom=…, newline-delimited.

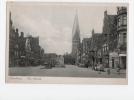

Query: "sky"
left=8, top=2, right=122, bottom=55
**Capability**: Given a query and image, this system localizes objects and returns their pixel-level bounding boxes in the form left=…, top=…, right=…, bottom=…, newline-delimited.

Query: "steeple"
left=72, top=10, right=80, bottom=41
left=72, top=10, right=81, bottom=61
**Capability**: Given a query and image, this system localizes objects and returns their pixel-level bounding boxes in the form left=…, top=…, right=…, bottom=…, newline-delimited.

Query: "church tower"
left=72, top=11, right=80, bottom=62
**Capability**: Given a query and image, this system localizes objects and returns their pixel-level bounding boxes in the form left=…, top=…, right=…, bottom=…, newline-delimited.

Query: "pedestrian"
left=98, top=64, right=102, bottom=74
left=117, top=64, right=121, bottom=75
left=107, top=67, right=111, bottom=75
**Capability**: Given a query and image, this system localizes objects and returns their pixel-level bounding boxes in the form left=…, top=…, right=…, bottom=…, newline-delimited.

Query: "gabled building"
left=102, top=10, right=117, bottom=42
left=102, top=10, right=118, bottom=68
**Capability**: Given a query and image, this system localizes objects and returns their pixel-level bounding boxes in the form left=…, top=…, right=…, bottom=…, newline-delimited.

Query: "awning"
left=119, top=54, right=126, bottom=56
left=109, top=52, right=118, bottom=57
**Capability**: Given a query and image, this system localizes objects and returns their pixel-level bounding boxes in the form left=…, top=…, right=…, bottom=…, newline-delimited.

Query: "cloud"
left=11, top=9, right=72, bottom=55
left=36, top=18, right=72, bottom=55
left=10, top=3, right=118, bottom=55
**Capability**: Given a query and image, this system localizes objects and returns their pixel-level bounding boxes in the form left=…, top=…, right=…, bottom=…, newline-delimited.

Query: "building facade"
left=43, top=53, right=57, bottom=68
left=102, top=10, right=118, bottom=68
left=9, top=12, right=20, bottom=67
left=9, top=12, right=44, bottom=67
left=90, top=29, right=103, bottom=67
left=55, top=55, right=65, bottom=67
left=81, top=38, right=91, bottom=65
left=117, top=7, right=127, bottom=69
left=78, top=7, right=127, bottom=69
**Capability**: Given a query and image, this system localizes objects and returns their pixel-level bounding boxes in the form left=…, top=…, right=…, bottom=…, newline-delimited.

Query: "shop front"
left=109, top=52, right=119, bottom=69
left=119, top=53, right=126, bottom=69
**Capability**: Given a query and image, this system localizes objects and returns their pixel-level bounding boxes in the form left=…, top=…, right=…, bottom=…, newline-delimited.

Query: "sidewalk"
left=104, top=68, right=126, bottom=75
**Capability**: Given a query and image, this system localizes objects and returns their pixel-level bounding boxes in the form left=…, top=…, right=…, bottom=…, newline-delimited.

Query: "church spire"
left=72, top=10, right=80, bottom=41
left=72, top=10, right=80, bottom=61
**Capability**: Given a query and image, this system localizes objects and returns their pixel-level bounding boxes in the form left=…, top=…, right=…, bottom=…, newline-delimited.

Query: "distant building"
left=82, top=38, right=91, bottom=55
left=117, top=7, right=127, bottom=69
left=29, top=36, right=41, bottom=58
left=25, top=36, right=32, bottom=66
left=43, top=53, right=57, bottom=68
left=25, top=35, right=44, bottom=66
left=55, top=55, right=64, bottom=67
left=71, top=11, right=81, bottom=64
left=63, top=53, right=75, bottom=65
left=18, top=32, right=26, bottom=66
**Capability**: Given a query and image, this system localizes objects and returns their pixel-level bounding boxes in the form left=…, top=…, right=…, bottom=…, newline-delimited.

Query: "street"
left=9, top=65, right=126, bottom=78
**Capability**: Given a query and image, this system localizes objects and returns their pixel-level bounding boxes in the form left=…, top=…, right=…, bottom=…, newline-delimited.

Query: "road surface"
left=9, top=65, right=126, bottom=78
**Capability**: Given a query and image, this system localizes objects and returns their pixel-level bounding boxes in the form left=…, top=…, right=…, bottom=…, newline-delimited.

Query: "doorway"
left=112, top=59, right=114, bottom=69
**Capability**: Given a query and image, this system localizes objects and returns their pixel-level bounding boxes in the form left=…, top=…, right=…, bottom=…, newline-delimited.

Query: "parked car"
left=43, top=62, right=52, bottom=69
left=78, top=63, right=85, bottom=67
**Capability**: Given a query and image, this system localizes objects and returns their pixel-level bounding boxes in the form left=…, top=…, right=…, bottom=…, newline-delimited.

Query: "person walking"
left=117, top=63, right=121, bottom=75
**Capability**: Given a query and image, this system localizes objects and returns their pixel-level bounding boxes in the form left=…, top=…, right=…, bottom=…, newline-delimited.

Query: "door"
left=122, top=56, right=126, bottom=69
left=112, top=59, right=114, bottom=69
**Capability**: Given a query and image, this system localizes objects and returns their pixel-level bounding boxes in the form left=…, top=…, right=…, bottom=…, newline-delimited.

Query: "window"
left=123, top=33, right=126, bottom=43
left=118, top=18, right=121, bottom=27
left=118, top=34, right=121, bottom=43
left=123, top=15, right=127, bottom=25
left=106, top=46, right=109, bottom=51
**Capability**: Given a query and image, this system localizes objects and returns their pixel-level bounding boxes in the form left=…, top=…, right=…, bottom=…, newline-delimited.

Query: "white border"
left=1, top=0, right=134, bottom=100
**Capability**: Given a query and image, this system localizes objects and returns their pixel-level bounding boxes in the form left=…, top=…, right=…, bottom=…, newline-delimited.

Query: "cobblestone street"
left=9, top=65, right=126, bottom=78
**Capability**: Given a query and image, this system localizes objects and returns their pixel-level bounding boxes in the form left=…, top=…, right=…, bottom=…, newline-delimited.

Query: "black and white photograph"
left=6, top=2, right=128, bottom=84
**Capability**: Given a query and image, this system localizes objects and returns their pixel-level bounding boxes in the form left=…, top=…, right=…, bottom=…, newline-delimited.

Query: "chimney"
left=92, top=29, right=94, bottom=36
left=104, top=10, right=107, bottom=16
left=21, top=32, right=24, bottom=38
